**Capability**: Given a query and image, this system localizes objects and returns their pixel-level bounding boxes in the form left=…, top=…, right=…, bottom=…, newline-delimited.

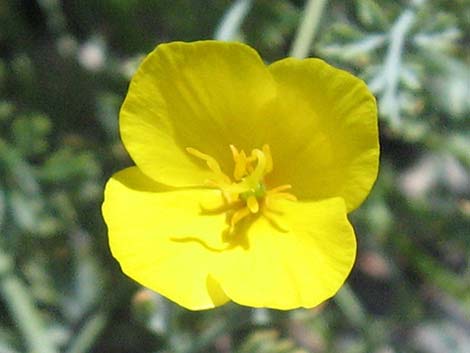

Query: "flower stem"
left=289, top=0, right=328, bottom=58
left=0, top=245, right=57, bottom=353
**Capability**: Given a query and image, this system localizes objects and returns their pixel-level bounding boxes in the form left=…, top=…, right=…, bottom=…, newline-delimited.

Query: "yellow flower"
left=102, top=41, right=379, bottom=310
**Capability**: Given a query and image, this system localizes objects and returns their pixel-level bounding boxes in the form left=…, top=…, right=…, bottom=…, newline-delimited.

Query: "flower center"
left=186, top=144, right=296, bottom=233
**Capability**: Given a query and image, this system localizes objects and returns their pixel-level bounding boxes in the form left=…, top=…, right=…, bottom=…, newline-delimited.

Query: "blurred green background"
left=0, top=0, right=469, bottom=352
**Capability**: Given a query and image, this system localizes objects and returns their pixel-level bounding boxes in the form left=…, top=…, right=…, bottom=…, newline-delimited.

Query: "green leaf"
left=39, top=148, right=100, bottom=183
left=429, top=57, right=470, bottom=118
left=12, top=114, right=51, bottom=157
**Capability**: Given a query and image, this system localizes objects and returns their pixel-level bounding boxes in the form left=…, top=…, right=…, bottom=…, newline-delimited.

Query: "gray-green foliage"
left=0, top=0, right=469, bottom=352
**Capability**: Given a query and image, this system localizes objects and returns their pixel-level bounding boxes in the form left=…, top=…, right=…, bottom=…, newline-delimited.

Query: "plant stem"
left=290, top=0, right=328, bottom=58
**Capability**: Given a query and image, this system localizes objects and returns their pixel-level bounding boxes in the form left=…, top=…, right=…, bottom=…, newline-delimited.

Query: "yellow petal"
left=102, top=167, right=230, bottom=310
left=264, top=58, right=379, bottom=211
left=212, top=197, right=356, bottom=310
left=120, top=41, right=276, bottom=187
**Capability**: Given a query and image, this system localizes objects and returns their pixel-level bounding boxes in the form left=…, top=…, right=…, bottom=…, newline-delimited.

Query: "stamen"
left=267, top=184, right=292, bottom=194
left=262, top=144, right=273, bottom=174
left=229, top=144, right=239, bottom=158
left=230, top=145, right=248, bottom=181
left=186, top=147, right=231, bottom=184
left=246, top=195, right=259, bottom=213
left=186, top=144, right=297, bottom=235
left=203, top=179, right=220, bottom=187
left=230, top=207, right=251, bottom=231
left=262, top=209, right=290, bottom=233
left=199, top=199, right=240, bottom=214
left=268, top=192, right=297, bottom=201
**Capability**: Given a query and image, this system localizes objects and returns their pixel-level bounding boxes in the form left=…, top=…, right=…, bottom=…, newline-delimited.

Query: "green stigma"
left=239, top=182, right=266, bottom=202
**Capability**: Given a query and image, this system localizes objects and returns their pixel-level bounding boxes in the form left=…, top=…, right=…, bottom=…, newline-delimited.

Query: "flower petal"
left=102, top=167, right=230, bottom=310
left=213, top=197, right=356, bottom=310
left=264, top=58, right=379, bottom=211
left=120, top=41, right=276, bottom=187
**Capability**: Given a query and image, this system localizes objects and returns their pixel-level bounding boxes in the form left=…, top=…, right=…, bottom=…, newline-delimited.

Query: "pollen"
left=186, top=144, right=297, bottom=233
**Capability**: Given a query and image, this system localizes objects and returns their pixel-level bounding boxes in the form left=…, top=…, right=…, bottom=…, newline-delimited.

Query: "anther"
left=230, top=207, right=251, bottom=231
left=246, top=195, right=259, bottom=213
left=262, top=144, right=273, bottom=173
left=230, top=145, right=248, bottom=181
